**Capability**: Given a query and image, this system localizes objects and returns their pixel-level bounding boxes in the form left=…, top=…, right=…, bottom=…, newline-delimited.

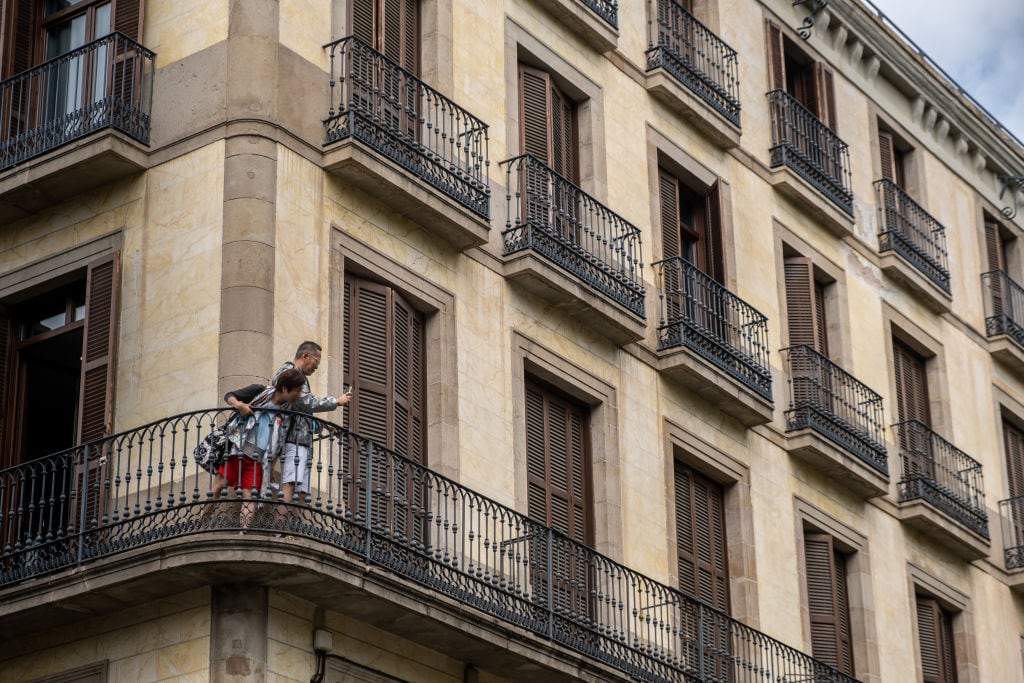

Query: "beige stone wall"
left=0, top=588, right=210, bottom=682
left=146, top=0, right=230, bottom=65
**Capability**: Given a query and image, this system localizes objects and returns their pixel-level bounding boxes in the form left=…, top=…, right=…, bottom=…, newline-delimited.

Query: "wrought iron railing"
left=767, top=90, right=853, bottom=215
left=501, top=154, right=645, bottom=317
left=0, top=408, right=856, bottom=683
left=780, top=345, right=888, bottom=474
left=0, top=32, right=155, bottom=171
left=894, top=420, right=988, bottom=538
left=874, top=179, right=950, bottom=292
left=324, top=35, right=490, bottom=219
left=579, top=0, right=618, bottom=28
left=982, top=270, right=1024, bottom=349
left=645, top=0, right=741, bottom=125
left=998, top=496, right=1024, bottom=569
left=653, top=257, right=771, bottom=399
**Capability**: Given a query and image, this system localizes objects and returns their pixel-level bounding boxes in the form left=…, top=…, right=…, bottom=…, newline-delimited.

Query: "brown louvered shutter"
left=1005, top=421, right=1024, bottom=499
left=814, top=62, right=837, bottom=130
left=917, top=597, right=957, bottom=683
left=4, top=0, right=35, bottom=77
left=702, top=181, right=725, bottom=283
left=986, top=219, right=1007, bottom=318
left=892, top=339, right=930, bottom=426
left=350, top=0, right=375, bottom=44
left=525, top=380, right=589, bottom=543
left=784, top=257, right=825, bottom=352
left=804, top=534, right=854, bottom=675
left=879, top=131, right=896, bottom=182
left=766, top=20, right=786, bottom=92
left=674, top=461, right=729, bottom=611
left=659, top=170, right=681, bottom=260
left=77, top=252, right=120, bottom=443
left=113, top=0, right=144, bottom=42
left=550, top=83, right=577, bottom=183
left=519, top=64, right=550, bottom=162
left=0, top=307, right=10, bottom=468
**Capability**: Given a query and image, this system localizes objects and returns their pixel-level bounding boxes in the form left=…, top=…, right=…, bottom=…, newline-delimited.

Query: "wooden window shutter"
left=0, top=307, right=10, bottom=467
left=659, top=169, right=681, bottom=259
left=674, top=461, right=729, bottom=611
left=765, top=20, right=786, bottom=92
left=77, top=252, right=120, bottom=444
left=113, top=0, right=145, bottom=43
left=550, top=82, right=577, bottom=183
left=350, top=0, right=375, bottom=44
left=344, top=275, right=425, bottom=464
left=525, top=380, right=589, bottom=544
left=1004, top=421, right=1024, bottom=498
left=3, top=0, right=35, bottom=77
left=813, top=62, right=837, bottom=130
left=917, top=597, right=957, bottom=683
left=892, top=339, right=930, bottom=426
left=702, top=181, right=725, bottom=283
left=519, top=63, right=551, bottom=163
left=985, top=219, right=1007, bottom=272
left=381, top=0, right=417, bottom=73
left=879, top=131, right=896, bottom=182
left=784, top=256, right=825, bottom=352
left=804, top=534, right=854, bottom=674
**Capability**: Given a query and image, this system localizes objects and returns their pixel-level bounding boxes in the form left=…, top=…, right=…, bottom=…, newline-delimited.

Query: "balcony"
left=874, top=179, right=951, bottom=310
left=982, top=270, right=1024, bottom=374
left=781, top=345, right=889, bottom=498
left=653, top=257, right=773, bottom=425
left=541, top=0, right=619, bottom=53
left=998, top=497, right=1024, bottom=591
left=0, top=409, right=856, bottom=683
left=894, top=421, right=989, bottom=559
left=500, top=154, right=646, bottom=345
left=323, top=36, right=491, bottom=250
left=645, top=0, right=741, bottom=146
left=0, top=32, right=155, bottom=224
left=767, top=90, right=854, bottom=228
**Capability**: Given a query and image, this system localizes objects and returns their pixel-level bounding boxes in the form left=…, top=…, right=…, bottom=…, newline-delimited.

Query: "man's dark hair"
left=295, top=341, right=322, bottom=359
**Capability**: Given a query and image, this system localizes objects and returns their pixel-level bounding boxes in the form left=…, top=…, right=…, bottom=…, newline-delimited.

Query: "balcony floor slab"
left=785, top=428, right=889, bottom=499
left=878, top=250, right=951, bottom=313
left=897, top=500, right=990, bottom=561
left=769, top=164, right=854, bottom=237
left=645, top=69, right=741, bottom=149
left=658, top=344, right=772, bottom=426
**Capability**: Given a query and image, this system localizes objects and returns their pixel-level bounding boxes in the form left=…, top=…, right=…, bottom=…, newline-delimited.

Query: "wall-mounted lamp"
left=310, top=628, right=333, bottom=683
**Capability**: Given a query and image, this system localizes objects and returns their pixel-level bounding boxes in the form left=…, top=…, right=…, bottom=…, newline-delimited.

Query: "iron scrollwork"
left=998, top=175, right=1024, bottom=219
left=793, top=0, right=830, bottom=40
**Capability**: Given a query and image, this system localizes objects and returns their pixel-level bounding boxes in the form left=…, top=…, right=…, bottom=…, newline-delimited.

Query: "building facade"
left=1, top=0, right=1023, bottom=681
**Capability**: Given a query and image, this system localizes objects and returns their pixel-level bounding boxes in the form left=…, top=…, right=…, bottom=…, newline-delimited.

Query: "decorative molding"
left=999, top=175, right=1024, bottom=219
left=792, top=0, right=831, bottom=40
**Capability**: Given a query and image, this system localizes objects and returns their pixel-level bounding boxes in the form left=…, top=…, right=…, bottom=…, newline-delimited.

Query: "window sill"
left=0, top=131, right=149, bottom=225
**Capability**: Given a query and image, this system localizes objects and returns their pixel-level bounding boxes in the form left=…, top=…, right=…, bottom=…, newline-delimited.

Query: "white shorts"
left=280, top=443, right=311, bottom=494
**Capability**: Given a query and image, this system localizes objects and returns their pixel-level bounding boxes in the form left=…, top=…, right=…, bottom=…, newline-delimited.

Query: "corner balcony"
left=781, top=345, right=889, bottom=498
left=0, top=409, right=856, bottom=683
left=500, top=154, right=646, bottom=345
left=653, top=257, right=772, bottom=425
left=0, top=32, right=155, bottom=224
left=894, top=420, right=989, bottom=559
left=982, top=270, right=1024, bottom=375
left=874, top=179, right=951, bottom=311
left=645, top=0, right=741, bottom=146
left=998, top=497, right=1024, bottom=592
left=323, top=36, right=491, bottom=250
left=767, top=90, right=854, bottom=231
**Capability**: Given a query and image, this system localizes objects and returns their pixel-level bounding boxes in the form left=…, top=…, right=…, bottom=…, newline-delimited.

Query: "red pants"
left=219, top=455, right=262, bottom=491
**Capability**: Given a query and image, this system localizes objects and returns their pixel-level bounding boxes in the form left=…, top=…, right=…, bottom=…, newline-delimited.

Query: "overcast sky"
left=862, top=0, right=1024, bottom=144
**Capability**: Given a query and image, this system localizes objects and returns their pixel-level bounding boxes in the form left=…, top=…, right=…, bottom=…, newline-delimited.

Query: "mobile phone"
left=343, top=383, right=352, bottom=393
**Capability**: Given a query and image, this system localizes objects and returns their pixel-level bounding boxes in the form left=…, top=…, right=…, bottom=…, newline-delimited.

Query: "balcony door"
left=784, top=256, right=831, bottom=415
left=42, top=1, right=111, bottom=129
left=893, top=339, right=933, bottom=481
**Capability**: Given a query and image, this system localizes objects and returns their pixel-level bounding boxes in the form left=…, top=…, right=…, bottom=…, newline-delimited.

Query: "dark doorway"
left=18, top=328, right=82, bottom=462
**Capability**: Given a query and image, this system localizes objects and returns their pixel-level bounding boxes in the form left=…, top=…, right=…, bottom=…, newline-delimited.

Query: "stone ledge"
left=645, top=69, right=741, bottom=149
left=768, top=165, right=855, bottom=238
left=785, top=428, right=890, bottom=499
left=878, top=250, right=952, bottom=314
left=897, top=499, right=990, bottom=561
left=658, top=344, right=773, bottom=426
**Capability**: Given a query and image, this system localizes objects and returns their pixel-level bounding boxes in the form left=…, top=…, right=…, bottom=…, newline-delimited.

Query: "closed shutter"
left=659, top=170, right=681, bottom=260
left=917, top=597, right=957, bottom=683
left=113, top=0, right=144, bottom=42
left=0, top=307, right=10, bottom=469
left=986, top=219, right=1007, bottom=319
left=3, top=0, right=34, bottom=77
left=814, top=62, right=837, bottom=130
left=879, top=131, right=896, bottom=183
left=1005, top=421, right=1024, bottom=498
left=766, top=20, right=786, bottom=92
left=350, top=0, right=416, bottom=71
left=784, top=256, right=826, bottom=353
left=701, top=181, right=725, bottom=283
left=674, top=462, right=729, bottom=611
left=518, top=63, right=578, bottom=184
left=804, top=534, right=854, bottom=675
left=892, top=339, right=930, bottom=425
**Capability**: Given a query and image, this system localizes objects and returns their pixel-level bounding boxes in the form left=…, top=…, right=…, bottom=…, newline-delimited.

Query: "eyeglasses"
left=307, top=354, right=322, bottom=366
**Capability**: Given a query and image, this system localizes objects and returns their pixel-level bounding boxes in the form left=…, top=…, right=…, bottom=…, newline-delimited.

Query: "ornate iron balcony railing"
left=324, top=35, right=490, bottom=219
left=0, top=408, right=856, bottom=683
left=580, top=0, right=618, bottom=27
left=874, top=179, right=950, bottom=292
left=0, top=32, right=155, bottom=171
left=500, top=154, right=645, bottom=317
left=894, top=420, right=988, bottom=538
left=998, top=496, right=1024, bottom=569
left=653, top=256, right=771, bottom=399
left=781, top=345, right=888, bottom=474
left=645, top=0, right=741, bottom=125
left=767, top=89, right=853, bottom=215
left=982, top=270, right=1024, bottom=348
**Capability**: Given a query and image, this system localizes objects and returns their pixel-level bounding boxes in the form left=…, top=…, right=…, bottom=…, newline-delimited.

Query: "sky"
left=862, top=0, right=1024, bottom=145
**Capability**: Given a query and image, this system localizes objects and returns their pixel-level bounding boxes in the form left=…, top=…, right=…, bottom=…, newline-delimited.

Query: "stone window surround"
left=662, top=417, right=759, bottom=628
left=502, top=17, right=608, bottom=201
left=645, top=124, right=738, bottom=292
left=510, top=330, right=623, bottom=560
left=881, top=301, right=951, bottom=438
left=0, top=232, right=122, bottom=302
left=868, top=104, right=926, bottom=205
left=793, top=497, right=880, bottom=683
left=329, top=227, right=460, bottom=479
left=993, top=385, right=1024, bottom=500
left=773, top=220, right=854, bottom=370
left=906, top=563, right=980, bottom=683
